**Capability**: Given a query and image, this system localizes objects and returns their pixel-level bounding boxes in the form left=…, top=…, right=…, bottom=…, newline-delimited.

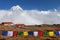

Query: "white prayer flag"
left=33, top=31, right=38, bottom=37
left=59, top=31, right=60, bottom=34
left=7, top=31, right=13, bottom=37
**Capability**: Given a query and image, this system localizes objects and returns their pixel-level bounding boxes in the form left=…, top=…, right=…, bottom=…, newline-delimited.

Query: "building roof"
left=15, top=24, right=24, bottom=27
left=2, top=22, right=13, bottom=24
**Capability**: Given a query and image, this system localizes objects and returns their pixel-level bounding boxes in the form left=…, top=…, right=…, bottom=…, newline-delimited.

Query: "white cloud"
left=0, top=5, right=60, bottom=25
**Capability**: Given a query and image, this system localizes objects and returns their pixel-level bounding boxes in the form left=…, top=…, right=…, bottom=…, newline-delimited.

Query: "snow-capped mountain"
left=0, top=5, right=60, bottom=25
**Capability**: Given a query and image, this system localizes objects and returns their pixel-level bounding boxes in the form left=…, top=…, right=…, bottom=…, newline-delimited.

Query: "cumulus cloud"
left=0, top=5, right=60, bottom=25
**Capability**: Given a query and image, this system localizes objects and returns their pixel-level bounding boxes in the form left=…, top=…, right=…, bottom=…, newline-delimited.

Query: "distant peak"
left=11, top=5, right=23, bottom=11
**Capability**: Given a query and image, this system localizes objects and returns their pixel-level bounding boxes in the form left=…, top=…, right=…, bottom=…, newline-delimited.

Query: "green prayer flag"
left=18, top=32, right=23, bottom=36
left=44, top=31, right=48, bottom=35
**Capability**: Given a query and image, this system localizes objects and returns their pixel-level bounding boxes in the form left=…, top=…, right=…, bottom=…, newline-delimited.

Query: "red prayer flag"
left=13, top=31, right=18, bottom=37
left=38, top=31, right=43, bottom=37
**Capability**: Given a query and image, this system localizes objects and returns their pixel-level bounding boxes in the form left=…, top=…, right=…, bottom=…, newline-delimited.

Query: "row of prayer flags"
left=1, top=31, right=60, bottom=37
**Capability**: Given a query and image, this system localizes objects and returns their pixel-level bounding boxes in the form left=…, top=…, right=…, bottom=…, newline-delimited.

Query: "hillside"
left=0, top=24, right=60, bottom=40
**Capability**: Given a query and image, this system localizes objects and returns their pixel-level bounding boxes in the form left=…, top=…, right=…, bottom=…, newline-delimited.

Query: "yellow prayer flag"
left=23, top=31, right=28, bottom=36
left=48, top=31, right=54, bottom=37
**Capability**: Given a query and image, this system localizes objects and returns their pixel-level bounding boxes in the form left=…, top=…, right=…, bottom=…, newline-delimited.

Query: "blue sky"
left=0, top=0, right=60, bottom=24
left=0, top=0, right=60, bottom=10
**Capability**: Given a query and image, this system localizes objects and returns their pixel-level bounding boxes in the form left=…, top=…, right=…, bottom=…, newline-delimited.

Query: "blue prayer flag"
left=2, top=31, right=7, bottom=36
left=28, top=31, right=33, bottom=35
left=55, top=31, right=59, bottom=36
